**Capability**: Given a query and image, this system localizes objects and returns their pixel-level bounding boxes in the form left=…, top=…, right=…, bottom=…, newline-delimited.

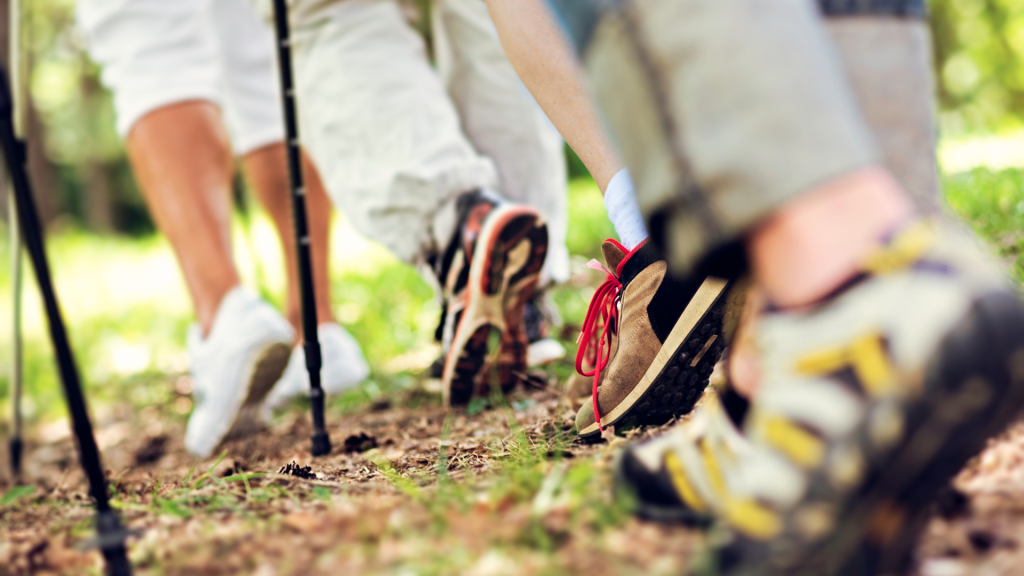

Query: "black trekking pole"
left=7, top=0, right=24, bottom=481
left=269, top=0, right=331, bottom=457
left=7, top=158, right=22, bottom=479
left=0, top=68, right=132, bottom=576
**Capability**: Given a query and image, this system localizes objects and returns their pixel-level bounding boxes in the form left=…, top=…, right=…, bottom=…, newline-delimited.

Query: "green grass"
left=0, top=177, right=615, bottom=428
left=8, top=168, right=1024, bottom=574
left=944, top=167, right=1024, bottom=282
left=3, top=169, right=1024, bottom=428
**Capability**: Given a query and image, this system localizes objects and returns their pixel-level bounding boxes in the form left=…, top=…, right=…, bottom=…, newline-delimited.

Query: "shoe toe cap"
left=575, top=402, right=598, bottom=433
left=184, top=409, right=222, bottom=458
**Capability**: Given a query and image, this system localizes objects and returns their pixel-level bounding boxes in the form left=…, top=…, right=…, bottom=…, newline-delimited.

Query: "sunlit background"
left=2, top=0, right=1024, bottom=427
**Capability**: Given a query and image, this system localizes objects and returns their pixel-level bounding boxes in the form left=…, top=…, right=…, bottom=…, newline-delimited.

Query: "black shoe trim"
left=614, top=450, right=714, bottom=526
left=618, top=241, right=663, bottom=290
left=648, top=273, right=704, bottom=344
left=434, top=300, right=448, bottom=343
left=719, top=386, right=750, bottom=428
left=435, top=189, right=488, bottom=294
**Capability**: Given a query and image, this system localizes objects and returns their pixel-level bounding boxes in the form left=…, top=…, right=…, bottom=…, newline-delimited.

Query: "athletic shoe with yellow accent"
left=615, top=386, right=754, bottom=524
left=620, top=220, right=1024, bottom=576
left=435, top=191, right=548, bottom=406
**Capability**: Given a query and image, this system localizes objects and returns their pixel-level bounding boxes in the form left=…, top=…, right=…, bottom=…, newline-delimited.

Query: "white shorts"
left=76, top=0, right=284, bottom=156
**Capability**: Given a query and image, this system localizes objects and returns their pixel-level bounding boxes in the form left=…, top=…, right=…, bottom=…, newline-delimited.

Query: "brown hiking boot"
left=566, top=330, right=618, bottom=411
left=574, top=239, right=731, bottom=439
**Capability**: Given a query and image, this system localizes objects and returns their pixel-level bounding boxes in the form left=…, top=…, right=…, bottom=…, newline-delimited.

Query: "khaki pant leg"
left=826, top=18, right=940, bottom=214
left=577, top=0, right=879, bottom=276
left=432, top=0, right=570, bottom=284
left=291, top=0, right=498, bottom=265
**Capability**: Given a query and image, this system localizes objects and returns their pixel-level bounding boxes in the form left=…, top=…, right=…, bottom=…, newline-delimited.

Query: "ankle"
left=748, top=167, right=914, bottom=308
left=316, top=307, right=337, bottom=329
left=196, top=282, right=239, bottom=338
left=286, top=308, right=336, bottom=342
left=604, top=169, right=649, bottom=250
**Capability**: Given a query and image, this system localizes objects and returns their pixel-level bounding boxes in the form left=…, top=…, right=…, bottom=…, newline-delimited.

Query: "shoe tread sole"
left=577, top=277, right=731, bottom=439
left=443, top=205, right=546, bottom=406
left=496, top=223, right=550, bottom=395
left=222, top=341, right=292, bottom=442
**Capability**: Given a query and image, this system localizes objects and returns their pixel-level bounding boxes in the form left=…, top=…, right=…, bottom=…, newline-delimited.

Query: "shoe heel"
left=825, top=294, right=1024, bottom=576
left=445, top=208, right=548, bottom=406
left=224, top=341, right=291, bottom=440
left=445, top=324, right=500, bottom=406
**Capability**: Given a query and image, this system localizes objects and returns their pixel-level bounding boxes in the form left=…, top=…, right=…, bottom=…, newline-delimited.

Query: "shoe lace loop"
left=575, top=259, right=622, bottom=431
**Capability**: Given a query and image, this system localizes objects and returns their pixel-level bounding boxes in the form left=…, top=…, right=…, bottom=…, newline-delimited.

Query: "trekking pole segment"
left=0, top=68, right=132, bottom=576
left=7, top=0, right=23, bottom=481
left=269, top=0, right=331, bottom=457
left=8, top=183, right=22, bottom=477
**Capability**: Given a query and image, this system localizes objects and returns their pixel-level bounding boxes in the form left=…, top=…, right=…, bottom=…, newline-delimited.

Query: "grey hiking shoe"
left=615, top=220, right=1024, bottom=576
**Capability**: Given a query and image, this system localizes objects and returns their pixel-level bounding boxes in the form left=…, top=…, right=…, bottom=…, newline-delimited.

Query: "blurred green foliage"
left=0, top=178, right=614, bottom=425
left=943, top=166, right=1024, bottom=279
left=3, top=0, right=1021, bottom=234
left=17, top=0, right=152, bottom=233
left=932, top=0, right=1024, bottom=135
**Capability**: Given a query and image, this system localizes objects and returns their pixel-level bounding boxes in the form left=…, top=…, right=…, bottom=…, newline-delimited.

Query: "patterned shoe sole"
left=225, top=341, right=292, bottom=440
left=718, top=293, right=1024, bottom=576
left=577, top=277, right=731, bottom=440
left=494, top=223, right=549, bottom=396
left=443, top=205, right=546, bottom=406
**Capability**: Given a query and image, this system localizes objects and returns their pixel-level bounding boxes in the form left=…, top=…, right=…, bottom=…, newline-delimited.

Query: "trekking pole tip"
left=307, top=377, right=331, bottom=457
left=311, top=430, right=332, bottom=457
left=8, top=436, right=22, bottom=478
left=85, top=509, right=137, bottom=576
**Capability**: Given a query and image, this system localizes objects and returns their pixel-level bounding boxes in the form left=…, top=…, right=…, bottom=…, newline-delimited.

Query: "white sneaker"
left=184, top=287, right=293, bottom=458
left=262, top=322, right=370, bottom=416
left=527, top=338, right=566, bottom=366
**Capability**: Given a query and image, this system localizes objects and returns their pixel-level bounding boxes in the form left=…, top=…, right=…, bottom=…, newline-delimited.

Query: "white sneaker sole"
left=226, top=341, right=292, bottom=439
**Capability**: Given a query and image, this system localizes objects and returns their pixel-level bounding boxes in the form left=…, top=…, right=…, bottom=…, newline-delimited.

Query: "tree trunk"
left=25, top=97, right=60, bottom=225
left=79, top=60, right=114, bottom=232
left=83, top=160, right=114, bottom=233
left=0, top=0, right=9, bottom=223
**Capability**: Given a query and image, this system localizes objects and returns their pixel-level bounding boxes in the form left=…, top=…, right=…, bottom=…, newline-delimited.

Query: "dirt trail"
left=2, top=376, right=1024, bottom=575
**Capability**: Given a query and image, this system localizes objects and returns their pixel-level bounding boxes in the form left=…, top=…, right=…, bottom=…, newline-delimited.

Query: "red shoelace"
left=575, top=260, right=622, bottom=432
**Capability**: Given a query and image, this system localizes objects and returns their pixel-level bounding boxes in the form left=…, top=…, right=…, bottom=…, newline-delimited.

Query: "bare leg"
left=731, top=17, right=938, bottom=398
left=241, top=145, right=335, bottom=333
left=727, top=166, right=914, bottom=398
left=484, top=0, right=620, bottom=193
left=126, top=101, right=239, bottom=335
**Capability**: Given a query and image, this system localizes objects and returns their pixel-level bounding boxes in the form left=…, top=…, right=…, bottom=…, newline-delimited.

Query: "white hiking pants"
left=78, top=0, right=569, bottom=284
left=268, top=0, right=569, bottom=280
